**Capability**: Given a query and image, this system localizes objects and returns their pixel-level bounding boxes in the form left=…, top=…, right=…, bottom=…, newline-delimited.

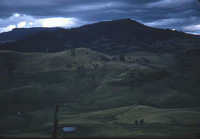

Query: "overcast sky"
left=0, top=0, right=200, bottom=34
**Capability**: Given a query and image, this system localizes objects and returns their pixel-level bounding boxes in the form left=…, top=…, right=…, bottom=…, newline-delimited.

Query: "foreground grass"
left=0, top=105, right=200, bottom=138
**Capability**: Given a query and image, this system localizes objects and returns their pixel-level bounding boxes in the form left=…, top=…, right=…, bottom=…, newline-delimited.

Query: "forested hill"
left=0, top=19, right=199, bottom=53
left=0, top=27, right=62, bottom=42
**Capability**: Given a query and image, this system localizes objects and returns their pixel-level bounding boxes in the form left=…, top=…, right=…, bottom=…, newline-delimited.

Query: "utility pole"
left=51, top=105, right=93, bottom=138
left=52, top=105, right=59, bottom=138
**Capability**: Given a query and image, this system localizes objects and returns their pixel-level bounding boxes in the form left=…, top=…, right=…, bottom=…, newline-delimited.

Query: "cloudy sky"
left=0, top=0, right=200, bottom=34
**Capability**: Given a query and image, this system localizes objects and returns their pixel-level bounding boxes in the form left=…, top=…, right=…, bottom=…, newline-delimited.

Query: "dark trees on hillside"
left=135, top=119, right=144, bottom=125
left=119, top=55, right=125, bottom=61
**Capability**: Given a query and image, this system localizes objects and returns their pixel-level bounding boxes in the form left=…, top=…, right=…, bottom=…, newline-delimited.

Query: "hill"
left=1, top=48, right=200, bottom=137
left=1, top=48, right=200, bottom=115
left=0, top=27, right=62, bottom=43
left=0, top=19, right=200, bottom=53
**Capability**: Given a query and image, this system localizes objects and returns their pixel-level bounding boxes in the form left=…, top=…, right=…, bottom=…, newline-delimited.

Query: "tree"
left=135, top=120, right=138, bottom=125
left=119, top=55, right=125, bottom=61
left=93, top=63, right=99, bottom=69
left=77, top=66, right=86, bottom=78
left=71, top=48, right=75, bottom=57
left=65, top=42, right=75, bottom=57
left=139, top=119, right=144, bottom=124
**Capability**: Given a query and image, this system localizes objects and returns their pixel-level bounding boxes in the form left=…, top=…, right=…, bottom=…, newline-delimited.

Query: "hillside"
left=0, top=19, right=200, bottom=53
left=1, top=48, right=200, bottom=114
left=1, top=47, right=200, bottom=137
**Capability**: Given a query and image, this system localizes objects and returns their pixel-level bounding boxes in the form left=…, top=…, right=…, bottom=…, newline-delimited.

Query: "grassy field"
left=0, top=48, right=200, bottom=137
left=0, top=105, right=200, bottom=137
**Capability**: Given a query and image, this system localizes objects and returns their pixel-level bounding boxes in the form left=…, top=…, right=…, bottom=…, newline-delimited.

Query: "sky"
left=0, top=0, right=200, bottom=34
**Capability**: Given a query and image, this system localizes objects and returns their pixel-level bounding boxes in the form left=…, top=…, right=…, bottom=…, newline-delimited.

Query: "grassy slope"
left=0, top=48, right=134, bottom=113
left=0, top=48, right=200, bottom=137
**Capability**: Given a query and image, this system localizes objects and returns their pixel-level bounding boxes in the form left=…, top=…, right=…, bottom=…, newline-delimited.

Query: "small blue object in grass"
left=62, top=127, right=76, bottom=132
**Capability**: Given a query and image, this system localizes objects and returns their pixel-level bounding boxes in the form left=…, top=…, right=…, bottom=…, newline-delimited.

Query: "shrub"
left=170, top=119, right=181, bottom=125
left=66, top=63, right=72, bottom=68
left=94, top=64, right=99, bottom=69
left=112, top=57, right=118, bottom=61
left=101, top=55, right=110, bottom=62
left=139, top=119, right=144, bottom=124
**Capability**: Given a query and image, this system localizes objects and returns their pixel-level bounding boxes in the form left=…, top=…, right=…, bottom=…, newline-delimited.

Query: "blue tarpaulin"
left=62, top=127, right=76, bottom=132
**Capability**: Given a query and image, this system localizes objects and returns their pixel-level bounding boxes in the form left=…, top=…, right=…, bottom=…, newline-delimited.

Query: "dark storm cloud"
left=0, top=0, right=155, bottom=19
left=0, top=0, right=200, bottom=34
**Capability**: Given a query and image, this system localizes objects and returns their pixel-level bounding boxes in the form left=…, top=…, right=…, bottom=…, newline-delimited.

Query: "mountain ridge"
left=0, top=27, right=63, bottom=43
left=0, top=18, right=200, bottom=53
